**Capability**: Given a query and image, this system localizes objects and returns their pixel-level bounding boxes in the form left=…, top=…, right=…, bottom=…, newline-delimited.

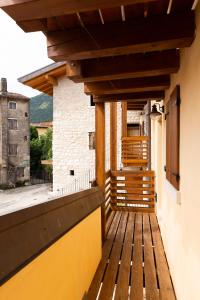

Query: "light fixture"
left=150, top=103, right=165, bottom=120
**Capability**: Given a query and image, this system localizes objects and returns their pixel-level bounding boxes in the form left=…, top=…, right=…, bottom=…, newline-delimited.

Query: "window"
left=70, top=170, right=75, bottom=176
left=90, top=95, right=95, bottom=107
left=25, top=112, right=28, bottom=117
left=8, top=119, right=18, bottom=130
left=17, top=167, right=24, bottom=177
left=166, top=85, right=180, bottom=190
left=8, top=144, right=18, bottom=156
left=24, top=136, right=28, bottom=141
left=8, top=101, right=16, bottom=109
left=89, top=132, right=96, bottom=150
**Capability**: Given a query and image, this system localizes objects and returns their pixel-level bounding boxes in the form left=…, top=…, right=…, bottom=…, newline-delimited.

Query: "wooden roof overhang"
left=3, top=0, right=197, bottom=108
left=18, top=62, right=66, bottom=96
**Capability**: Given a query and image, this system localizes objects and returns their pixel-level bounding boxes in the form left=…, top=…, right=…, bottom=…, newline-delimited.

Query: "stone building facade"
left=53, top=77, right=96, bottom=192
left=0, top=78, right=30, bottom=186
left=19, top=63, right=143, bottom=194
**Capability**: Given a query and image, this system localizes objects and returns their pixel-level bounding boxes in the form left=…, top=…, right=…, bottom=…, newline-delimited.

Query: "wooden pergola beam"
left=45, top=75, right=58, bottom=86
left=93, top=91, right=165, bottom=102
left=2, top=0, right=158, bottom=21
left=84, top=75, right=170, bottom=95
left=74, top=50, right=180, bottom=83
left=47, top=12, right=195, bottom=61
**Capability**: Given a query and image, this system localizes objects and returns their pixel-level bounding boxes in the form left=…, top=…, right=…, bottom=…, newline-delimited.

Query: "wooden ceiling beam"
left=40, top=86, right=53, bottom=96
left=68, top=50, right=180, bottom=83
left=127, top=106, right=146, bottom=110
left=84, top=75, right=170, bottom=95
left=45, top=75, right=58, bottom=86
left=47, top=12, right=195, bottom=61
left=2, top=0, right=158, bottom=21
left=93, top=91, right=165, bottom=102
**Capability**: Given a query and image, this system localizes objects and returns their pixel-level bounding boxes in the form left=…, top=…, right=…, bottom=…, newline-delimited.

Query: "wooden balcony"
left=88, top=211, right=176, bottom=300
left=122, top=136, right=149, bottom=168
left=105, top=170, right=156, bottom=216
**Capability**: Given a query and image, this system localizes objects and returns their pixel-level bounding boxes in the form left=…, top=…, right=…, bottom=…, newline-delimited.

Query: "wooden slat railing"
left=122, top=136, right=149, bottom=167
left=105, top=170, right=111, bottom=229
left=110, top=170, right=155, bottom=213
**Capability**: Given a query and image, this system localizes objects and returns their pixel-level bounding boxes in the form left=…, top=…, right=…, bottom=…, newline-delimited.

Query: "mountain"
left=30, top=93, right=53, bottom=123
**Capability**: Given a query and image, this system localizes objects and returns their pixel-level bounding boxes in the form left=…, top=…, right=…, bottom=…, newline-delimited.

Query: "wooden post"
left=95, top=102, right=106, bottom=242
left=147, top=100, right=152, bottom=170
left=110, top=102, right=117, bottom=171
left=122, top=101, right=127, bottom=138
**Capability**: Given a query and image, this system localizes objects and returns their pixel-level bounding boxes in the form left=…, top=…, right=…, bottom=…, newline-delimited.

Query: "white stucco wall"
left=53, top=77, right=95, bottom=192
left=105, top=103, right=110, bottom=171
left=153, top=4, right=200, bottom=300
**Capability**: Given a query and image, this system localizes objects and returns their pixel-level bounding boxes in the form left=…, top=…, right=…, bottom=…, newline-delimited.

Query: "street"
left=0, top=184, right=52, bottom=216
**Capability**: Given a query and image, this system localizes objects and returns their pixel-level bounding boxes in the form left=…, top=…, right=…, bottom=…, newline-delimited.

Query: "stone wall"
left=0, top=96, right=30, bottom=186
left=53, top=77, right=95, bottom=192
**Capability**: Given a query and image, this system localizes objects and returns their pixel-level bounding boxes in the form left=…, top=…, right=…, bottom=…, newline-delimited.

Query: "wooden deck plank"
left=105, top=210, right=115, bottom=235
left=98, top=212, right=128, bottom=300
left=130, top=213, right=143, bottom=300
left=87, top=211, right=122, bottom=300
left=143, top=214, right=159, bottom=300
left=88, top=212, right=176, bottom=300
left=150, top=214, right=176, bottom=300
left=115, top=212, right=135, bottom=299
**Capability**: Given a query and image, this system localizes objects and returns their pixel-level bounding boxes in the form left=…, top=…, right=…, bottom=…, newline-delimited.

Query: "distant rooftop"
left=0, top=78, right=29, bottom=100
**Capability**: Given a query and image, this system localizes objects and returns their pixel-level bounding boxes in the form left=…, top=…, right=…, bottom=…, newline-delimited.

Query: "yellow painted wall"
left=152, top=3, right=200, bottom=300
left=0, top=208, right=102, bottom=300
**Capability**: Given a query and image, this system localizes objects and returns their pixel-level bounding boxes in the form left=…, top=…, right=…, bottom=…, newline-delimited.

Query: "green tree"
left=30, top=126, right=53, bottom=177
left=40, top=128, right=52, bottom=160
left=30, top=126, right=38, bottom=140
left=30, top=138, right=42, bottom=174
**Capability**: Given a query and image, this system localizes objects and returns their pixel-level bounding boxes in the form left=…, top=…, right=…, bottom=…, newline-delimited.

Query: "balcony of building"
left=0, top=1, right=200, bottom=300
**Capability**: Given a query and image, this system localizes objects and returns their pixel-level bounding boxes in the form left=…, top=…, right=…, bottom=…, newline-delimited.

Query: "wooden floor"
left=87, top=211, right=176, bottom=300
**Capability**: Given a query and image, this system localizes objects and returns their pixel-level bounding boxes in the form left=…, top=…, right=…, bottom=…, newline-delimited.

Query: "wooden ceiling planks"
left=79, top=10, right=102, bottom=26
left=147, top=0, right=169, bottom=15
left=47, top=12, right=195, bottom=61
left=1, top=0, right=158, bottom=21
left=171, top=0, right=195, bottom=12
left=55, top=14, right=80, bottom=30
left=100, top=7, right=122, bottom=23
left=124, top=3, right=145, bottom=19
left=2, top=0, right=197, bottom=104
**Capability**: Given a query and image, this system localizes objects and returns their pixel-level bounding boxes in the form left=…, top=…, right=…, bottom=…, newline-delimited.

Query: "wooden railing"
left=122, top=136, right=149, bottom=167
left=109, top=170, right=155, bottom=213
left=105, top=170, right=111, bottom=232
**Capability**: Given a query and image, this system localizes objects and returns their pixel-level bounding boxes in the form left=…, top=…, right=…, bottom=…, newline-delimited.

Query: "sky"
left=0, top=9, right=53, bottom=97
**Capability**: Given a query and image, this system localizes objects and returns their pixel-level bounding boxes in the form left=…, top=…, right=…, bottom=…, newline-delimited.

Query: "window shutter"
left=166, top=85, right=180, bottom=190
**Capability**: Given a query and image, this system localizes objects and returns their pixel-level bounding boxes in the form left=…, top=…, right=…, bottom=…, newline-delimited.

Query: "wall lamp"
left=149, top=103, right=165, bottom=120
